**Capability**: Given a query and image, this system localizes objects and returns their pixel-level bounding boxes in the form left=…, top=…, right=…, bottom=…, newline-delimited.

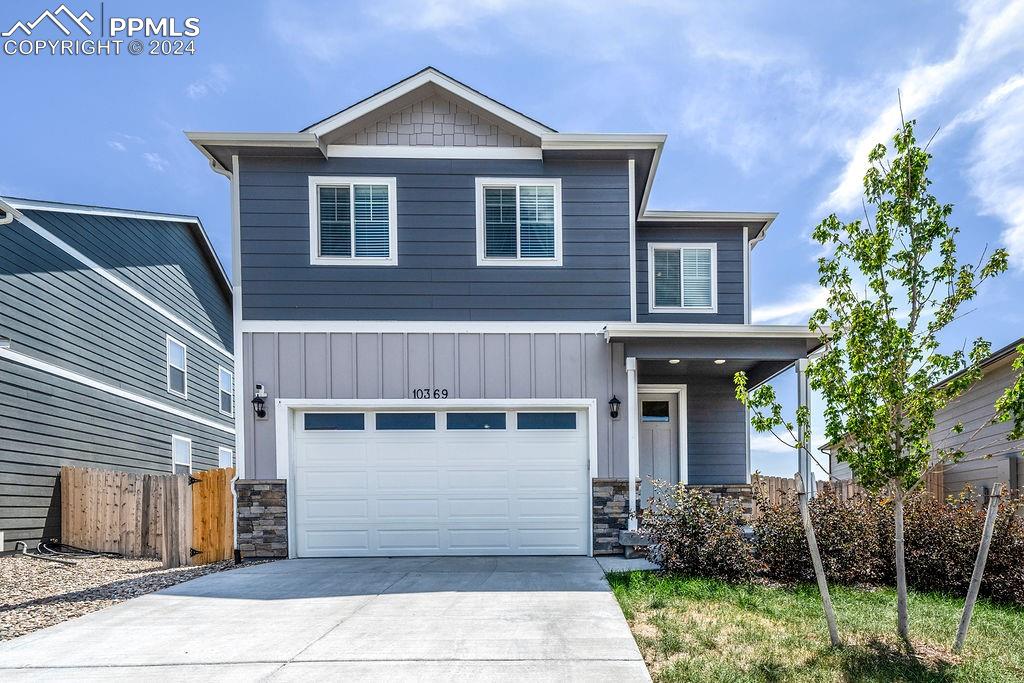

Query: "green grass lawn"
left=607, top=571, right=1024, bottom=683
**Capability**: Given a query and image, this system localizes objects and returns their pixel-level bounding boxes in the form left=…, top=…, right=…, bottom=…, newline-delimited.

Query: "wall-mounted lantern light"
left=252, top=384, right=268, bottom=419
left=608, top=395, right=621, bottom=419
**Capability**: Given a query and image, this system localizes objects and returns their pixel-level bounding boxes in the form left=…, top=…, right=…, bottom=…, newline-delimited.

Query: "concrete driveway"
left=0, top=557, right=649, bottom=681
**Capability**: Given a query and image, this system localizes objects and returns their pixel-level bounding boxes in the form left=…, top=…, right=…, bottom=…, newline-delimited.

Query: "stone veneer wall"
left=592, top=478, right=634, bottom=555
left=236, top=480, right=287, bottom=559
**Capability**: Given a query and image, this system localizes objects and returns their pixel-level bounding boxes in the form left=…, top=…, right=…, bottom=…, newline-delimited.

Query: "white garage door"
left=290, top=408, right=590, bottom=557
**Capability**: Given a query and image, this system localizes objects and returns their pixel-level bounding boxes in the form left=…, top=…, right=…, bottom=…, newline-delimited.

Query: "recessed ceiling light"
left=668, top=359, right=681, bottom=365
left=714, top=359, right=726, bottom=365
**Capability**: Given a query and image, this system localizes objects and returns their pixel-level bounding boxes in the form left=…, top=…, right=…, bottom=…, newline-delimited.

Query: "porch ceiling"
left=638, top=358, right=792, bottom=386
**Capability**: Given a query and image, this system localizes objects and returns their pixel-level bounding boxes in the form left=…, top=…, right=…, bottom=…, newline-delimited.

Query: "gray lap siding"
left=636, top=224, right=746, bottom=324
left=0, top=358, right=233, bottom=550
left=1, top=219, right=231, bottom=423
left=238, top=156, right=631, bottom=321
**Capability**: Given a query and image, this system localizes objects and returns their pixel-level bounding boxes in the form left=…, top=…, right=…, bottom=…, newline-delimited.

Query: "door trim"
left=638, top=384, right=688, bottom=485
left=274, top=397, right=599, bottom=558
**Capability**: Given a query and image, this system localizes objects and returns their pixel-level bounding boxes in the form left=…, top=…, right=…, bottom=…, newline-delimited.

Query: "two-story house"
left=189, top=67, right=819, bottom=559
left=0, top=198, right=234, bottom=551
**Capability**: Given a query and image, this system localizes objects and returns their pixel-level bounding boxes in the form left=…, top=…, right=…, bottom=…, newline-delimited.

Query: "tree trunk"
left=894, top=486, right=910, bottom=643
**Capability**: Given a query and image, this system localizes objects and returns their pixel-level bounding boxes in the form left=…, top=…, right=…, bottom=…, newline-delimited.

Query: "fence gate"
left=190, top=467, right=235, bottom=564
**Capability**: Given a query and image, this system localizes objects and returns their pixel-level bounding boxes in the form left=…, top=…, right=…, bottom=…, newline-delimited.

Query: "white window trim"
left=475, top=177, right=563, bottom=267
left=647, top=242, right=718, bottom=314
left=308, top=176, right=398, bottom=266
left=218, top=446, right=234, bottom=469
left=166, top=335, right=188, bottom=399
left=218, top=366, right=234, bottom=417
left=171, top=435, right=192, bottom=473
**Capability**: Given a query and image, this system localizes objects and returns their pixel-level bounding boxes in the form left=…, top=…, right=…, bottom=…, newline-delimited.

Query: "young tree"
left=798, top=118, right=1010, bottom=645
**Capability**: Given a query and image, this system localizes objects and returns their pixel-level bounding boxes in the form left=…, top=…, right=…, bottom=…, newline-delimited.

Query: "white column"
left=626, top=356, right=640, bottom=530
left=796, top=358, right=813, bottom=496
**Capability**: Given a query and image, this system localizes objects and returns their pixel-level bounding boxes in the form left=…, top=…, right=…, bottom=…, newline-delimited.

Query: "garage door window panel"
left=304, top=413, right=365, bottom=431
left=376, top=412, right=436, bottom=430
left=516, top=412, right=577, bottom=430
left=446, top=412, right=507, bottom=430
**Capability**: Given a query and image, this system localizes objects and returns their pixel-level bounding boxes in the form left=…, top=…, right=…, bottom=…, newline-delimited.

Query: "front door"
left=638, top=393, right=680, bottom=504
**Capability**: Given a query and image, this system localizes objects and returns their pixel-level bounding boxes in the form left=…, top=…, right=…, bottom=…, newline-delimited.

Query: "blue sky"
left=3, top=1, right=1022, bottom=477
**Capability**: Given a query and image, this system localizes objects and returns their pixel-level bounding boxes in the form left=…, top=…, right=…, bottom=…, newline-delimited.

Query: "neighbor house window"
left=218, top=367, right=233, bottom=416
left=308, top=176, right=398, bottom=266
left=475, top=178, right=562, bottom=266
left=171, top=435, right=192, bottom=474
left=218, top=447, right=234, bottom=469
left=648, top=243, right=717, bottom=313
left=166, top=336, right=187, bottom=397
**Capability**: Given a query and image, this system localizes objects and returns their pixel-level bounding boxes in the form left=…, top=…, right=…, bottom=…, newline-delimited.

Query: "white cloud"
left=965, top=85, right=1024, bottom=270
left=106, top=132, right=143, bottom=152
left=818, top=0, right=1024, bottom=215
left=186, top=64, right=231, bottom=99
left=143, top=152, right=168, bottom=172
left=107, top=140, right=126, bottom=152
left=752, top=284, right=828, bottom=325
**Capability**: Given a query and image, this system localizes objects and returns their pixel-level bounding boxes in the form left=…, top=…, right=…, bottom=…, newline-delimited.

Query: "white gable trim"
left=304, top=68, right=555, bottom=140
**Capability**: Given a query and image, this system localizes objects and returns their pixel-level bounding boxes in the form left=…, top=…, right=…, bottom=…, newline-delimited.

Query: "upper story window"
left=308, top=176, right=398, bottom=266
left=218, top=367, right=234, bottom=416
left=648, top=242, right=717, bottom=314
left=475, top=178, right=562, bottom=266
left=166, top=336, right=187, bottom=398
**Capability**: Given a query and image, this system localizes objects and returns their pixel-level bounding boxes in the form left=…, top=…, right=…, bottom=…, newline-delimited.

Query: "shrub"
left=753, top=483, right=885, bottom=586
left=753, top=484, right=1024, bottom=605
left=639, top=482, right=758, bottom=582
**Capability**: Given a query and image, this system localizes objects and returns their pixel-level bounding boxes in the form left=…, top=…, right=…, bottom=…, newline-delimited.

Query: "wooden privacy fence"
left=60, top=466, right=235, bottom=567
left=750, top=469, right=945, bottom=518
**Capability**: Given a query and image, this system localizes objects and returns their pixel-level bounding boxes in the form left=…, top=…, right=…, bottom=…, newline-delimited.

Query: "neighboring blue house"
left=189, top=67, right=819, bottom=558
left=0, top=198, right=235, bottom=551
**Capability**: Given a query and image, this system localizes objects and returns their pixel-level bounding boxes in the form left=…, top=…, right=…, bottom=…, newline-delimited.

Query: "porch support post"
left=626, top=356, right=640, bottom=530
left=796, top=358, right=813, bottom=497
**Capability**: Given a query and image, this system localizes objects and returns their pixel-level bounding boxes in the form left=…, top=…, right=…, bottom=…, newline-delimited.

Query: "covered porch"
left=604, top=324, right=823, bottom=534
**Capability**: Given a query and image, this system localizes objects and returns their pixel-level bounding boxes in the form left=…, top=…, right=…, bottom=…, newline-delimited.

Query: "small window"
left=304, top=413, right=365, bottom=431
left=649, top=243, right=717, bottom=313
left=309, top=176, right=397, bottom=266
left=376, top=412, right=436, bottom=430
left=171, top=435, right=191, bottom=474
left=447, top=412, right=507, bottom=430
left=641, top=401, right=671, bottom=423
left=476, top=178, right=562, bottom=266
left=218, top=367, right=233, bottom=416
left=218, top=446, right=234, bottom=469
left=517, top=412, right=577, bottom=430
left=166, top=336, right=187, bottom=397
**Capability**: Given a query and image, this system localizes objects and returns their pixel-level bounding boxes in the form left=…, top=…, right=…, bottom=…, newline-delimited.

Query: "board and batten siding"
left=242, top=331, right=750, bottom=486
left=237, top=156, right=631, bottom=321
left=1, top=216, right=231, bottom=423
left=635, top=224, right=746, bottom=324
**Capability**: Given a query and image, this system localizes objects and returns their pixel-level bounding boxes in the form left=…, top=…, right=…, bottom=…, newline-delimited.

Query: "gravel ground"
left=0, top=554, right=269, bottom=641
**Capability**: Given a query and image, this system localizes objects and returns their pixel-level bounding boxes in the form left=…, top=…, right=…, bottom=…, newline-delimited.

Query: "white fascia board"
left=603, top=323, right=823, bottom=341
left=640, top=211, right=778, bottom=250
left=326, top=145, right=542, bottom=160
left=240, top=320, right=609, bottom=334
left=304, top=68, right=555, bottom=140
left=540, top=133, right=666, bottom=150
left=184, top=131, right=321, bottom=148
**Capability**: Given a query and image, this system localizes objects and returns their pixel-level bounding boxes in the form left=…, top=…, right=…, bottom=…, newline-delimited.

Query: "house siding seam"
left=635, top=224, right=746, bottom=324
left=237, top=156, right=631, bottom=321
